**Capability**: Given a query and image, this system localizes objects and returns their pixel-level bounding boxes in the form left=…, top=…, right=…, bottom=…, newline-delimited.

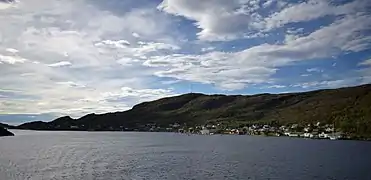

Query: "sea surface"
left=1, top=130, right=371, bottom=180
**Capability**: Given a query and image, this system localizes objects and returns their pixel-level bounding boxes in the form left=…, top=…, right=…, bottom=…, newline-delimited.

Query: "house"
left=328, top=132, right=343, bottom=140
left=303, top=133, right=314, bottom=138
left=171, top=123, right=181, bottom=128
left=291, top=124, right=298, bottom=129
left=206, top=124, right=213, bottom=128
left=284, top=132, right=299, bottom=137
left=200, top=127, right=210, bottom=135
left=325, top=127, right=334, bottom=132
left=319, top=132, right=329, bottom=139
left=200, top=129, right=210, bottom=135
left=288, top=133, right=299, bottom=137
left=230, top=129, right=239, bottom=134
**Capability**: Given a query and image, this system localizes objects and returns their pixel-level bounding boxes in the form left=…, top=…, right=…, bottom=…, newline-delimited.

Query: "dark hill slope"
left=18, top=84, right=371, bottom=135
left=0, top=123, right=15, bottom=129
left=0, top=126, right=14, bottom=137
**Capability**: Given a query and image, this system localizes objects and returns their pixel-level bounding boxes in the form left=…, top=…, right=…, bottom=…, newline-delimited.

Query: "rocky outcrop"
left=0, top=126, right=14, bottom=137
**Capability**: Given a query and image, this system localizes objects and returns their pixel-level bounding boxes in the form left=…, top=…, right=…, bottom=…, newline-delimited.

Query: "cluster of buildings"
left=163, top=122, right=345, bottom=140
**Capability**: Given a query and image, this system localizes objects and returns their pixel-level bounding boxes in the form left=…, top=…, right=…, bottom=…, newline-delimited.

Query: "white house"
left=200, top=127, right=210, bottom=135
left=291, top=124, right=298, bottom=129
left=171, top=123, right=181, bottom=128
left=325, top=127, right=334, bottom=132
left=319, top=132, right=329, bottom=138
left=303, top=133, right=314, bottom=138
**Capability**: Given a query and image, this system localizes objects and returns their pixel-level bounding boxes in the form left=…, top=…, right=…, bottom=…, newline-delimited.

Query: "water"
left=1, top=130, right=371, bottom=180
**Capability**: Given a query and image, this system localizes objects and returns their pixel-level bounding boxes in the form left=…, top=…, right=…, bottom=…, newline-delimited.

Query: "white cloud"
left=145, top=52, right=278, bottom=90
left=55, top=81, right=85, bottom=88
left=161, top=79, right=181, bottom=85
left=264, top=0, right=369, bottom=30
left=262, top=0, right=275, bottom=8
left=96, top=40, right=180, bottom=55
left=143, top=10, right=371, bottom=90
left=48, top=61, right=72, bottom=67
left=158, top=0, right=263, bottom=41
left=1, top=0, right=370, bottom=120
left=306, top=68, right=323, bottom=73
left=132, top=32, right=140, bottom=38
left=137, top=41, right=180, bottom=51
left=5, top=48, right=19, bottom=53
left=201, top=47, right=215, bottom=52
left=0, top=0, right=177, bottom=117
left=359, top=59, right=371, bottom=66
left=95, top=40, right=131, bottom=48
left=116, top=57, right=135, bottom=66
left=292, top=78, right=362, bottom=89
left=266, top=85, right=286, bottom=89
left=159, top=0, right=371, bottom=41
left=101, top=86, right=176, bottom=104
left=359, top=59, right=371, bottom=83
left=0, top=0, right=16, bottom=10
left=0, top=54, right=27, bottom=64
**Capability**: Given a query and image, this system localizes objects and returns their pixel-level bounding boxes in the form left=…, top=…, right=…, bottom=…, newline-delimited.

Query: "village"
left=152, top=122, right=345, bottom=140
left=66, top=121, right=345, bottom=140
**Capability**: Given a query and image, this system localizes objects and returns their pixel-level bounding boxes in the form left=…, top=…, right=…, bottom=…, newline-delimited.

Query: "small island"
left=0, top=126, right=14, bottom=137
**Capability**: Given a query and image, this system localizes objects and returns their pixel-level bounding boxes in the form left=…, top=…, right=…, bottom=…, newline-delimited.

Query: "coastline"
left=9, top=128, right=371, bottom=141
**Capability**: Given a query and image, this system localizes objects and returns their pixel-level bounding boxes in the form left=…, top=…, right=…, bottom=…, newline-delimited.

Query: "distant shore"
left=8, top=127, right=371, bottom=141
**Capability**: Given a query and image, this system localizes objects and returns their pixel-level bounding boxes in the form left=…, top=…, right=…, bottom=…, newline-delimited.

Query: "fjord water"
left=1, top=131, right=371, bottom=180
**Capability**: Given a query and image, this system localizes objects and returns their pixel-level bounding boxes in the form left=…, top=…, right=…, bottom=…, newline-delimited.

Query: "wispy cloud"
left=48, top=61, right=72, bottom=67
left=0, top=54, right=27, bottom=64
left=306, top=68, right=324, bottom=73
left=359, top=59, right=371, bottom=66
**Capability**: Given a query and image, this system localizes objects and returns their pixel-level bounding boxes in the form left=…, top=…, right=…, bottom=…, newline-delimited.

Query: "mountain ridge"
left=16, top=84, right=371, bottom=137
left=0, top=123, right=15, bottom=129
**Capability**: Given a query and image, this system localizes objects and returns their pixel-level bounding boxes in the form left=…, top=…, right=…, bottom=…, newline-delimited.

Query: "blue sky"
left=0, top=0, right=371, bottom=124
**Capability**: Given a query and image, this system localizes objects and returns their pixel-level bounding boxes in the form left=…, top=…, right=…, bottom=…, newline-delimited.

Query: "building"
left=319, top=132, right=329, bottom=138
left=200, top=127, right=210, bottom=135
left=303, top=133, right=314, bottom=138
left=171, top=123, right=181, bottom=128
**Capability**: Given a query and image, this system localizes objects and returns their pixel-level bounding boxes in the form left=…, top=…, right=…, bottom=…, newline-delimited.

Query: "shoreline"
left=9, top=128, right=371, bottom=141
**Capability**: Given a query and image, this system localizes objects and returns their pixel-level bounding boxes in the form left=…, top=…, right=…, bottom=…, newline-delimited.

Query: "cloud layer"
left=1, top=0, right=370, bottom=123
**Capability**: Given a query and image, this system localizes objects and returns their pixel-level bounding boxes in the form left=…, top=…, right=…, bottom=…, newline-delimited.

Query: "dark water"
left=1, top=130, right=371, bottom=180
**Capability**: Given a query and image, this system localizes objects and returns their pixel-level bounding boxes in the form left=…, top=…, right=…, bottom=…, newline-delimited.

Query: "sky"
left=1, top=0, right=371, bottom=124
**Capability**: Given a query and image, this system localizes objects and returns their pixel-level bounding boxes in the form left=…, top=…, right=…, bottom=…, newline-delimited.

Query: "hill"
left=0, top=126, right=14, bottom=137
left=17, top=84, right=371, bottom=137
left=0, top=123, right=15, bottom=129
